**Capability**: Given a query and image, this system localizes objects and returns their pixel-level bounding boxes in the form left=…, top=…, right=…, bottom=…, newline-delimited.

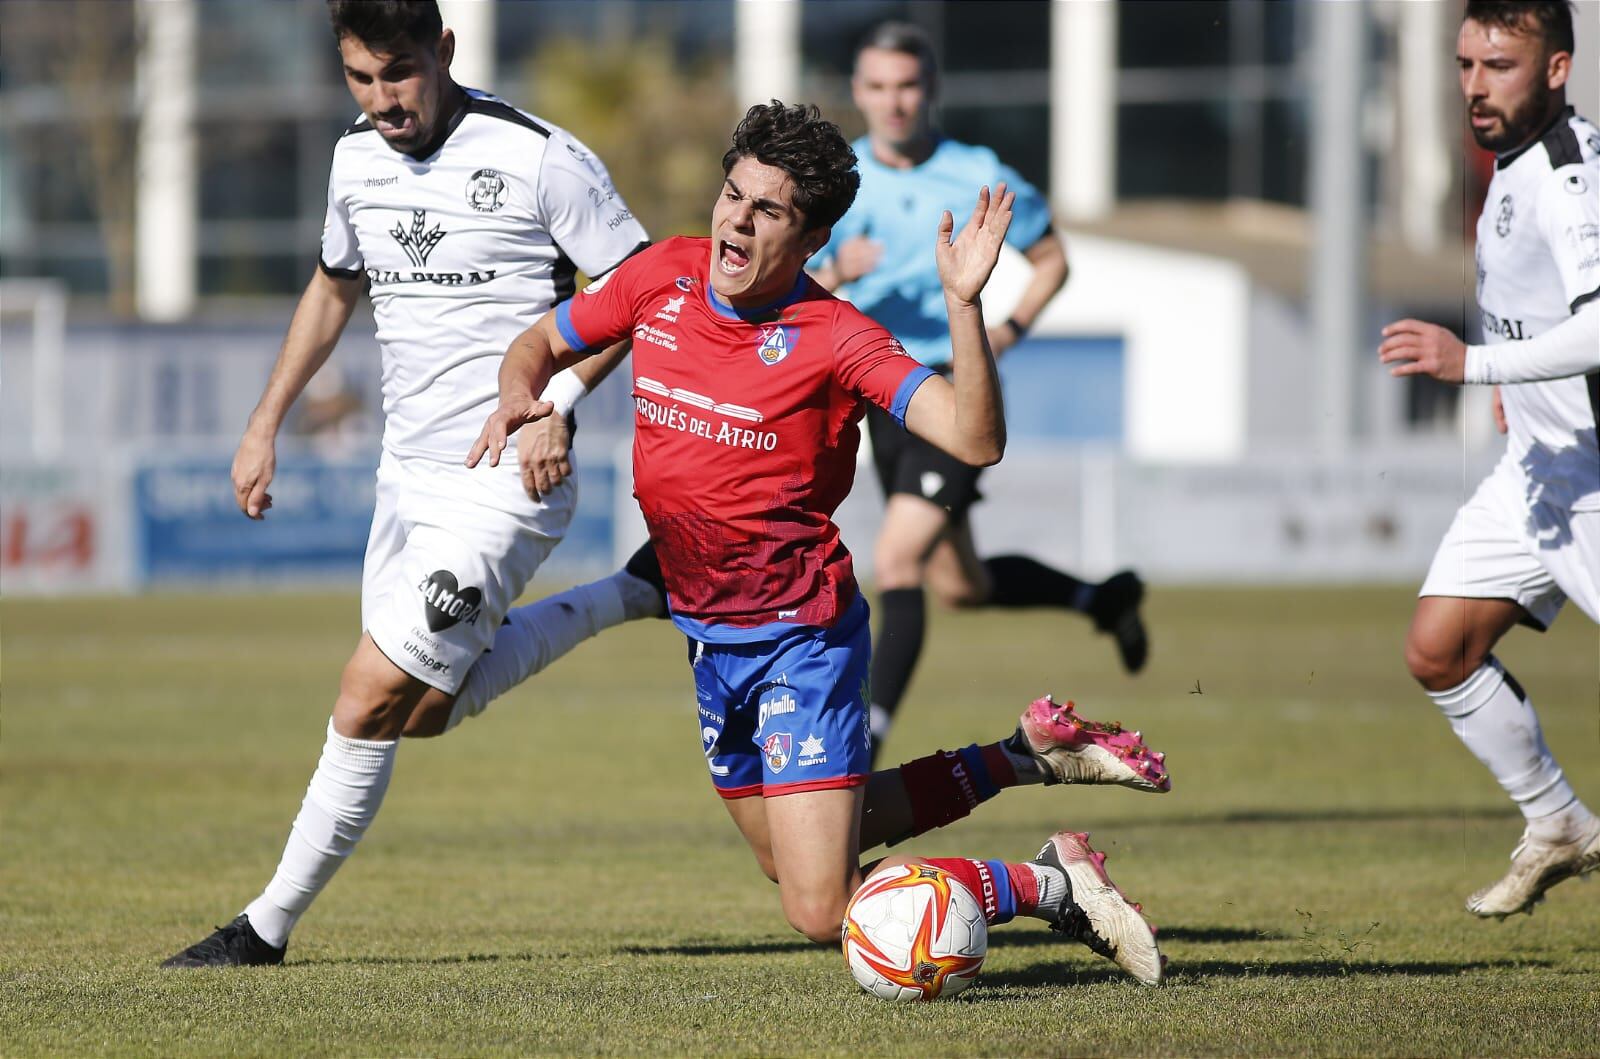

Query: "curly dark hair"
left=1464, top=1, right=1575, bottom=56
left=721, top=102, right=860, bottom=231
left=328, top=0, right=442, bottom=52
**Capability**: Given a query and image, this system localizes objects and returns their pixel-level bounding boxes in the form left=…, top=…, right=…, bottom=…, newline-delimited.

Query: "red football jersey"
left=555, top=237, right=934, bottom=641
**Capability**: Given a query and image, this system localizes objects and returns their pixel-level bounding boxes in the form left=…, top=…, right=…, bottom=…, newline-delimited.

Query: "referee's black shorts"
left=864, top=399, right=984, bottom=519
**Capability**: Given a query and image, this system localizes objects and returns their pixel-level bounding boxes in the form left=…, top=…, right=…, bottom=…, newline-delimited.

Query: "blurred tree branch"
left=522, top=34, right=736, bottom=244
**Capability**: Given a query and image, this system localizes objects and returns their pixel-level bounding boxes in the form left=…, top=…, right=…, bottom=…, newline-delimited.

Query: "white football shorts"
left=362, top=448, right=576, bottom=694
left=1420, top=456, right=1599, bottom=628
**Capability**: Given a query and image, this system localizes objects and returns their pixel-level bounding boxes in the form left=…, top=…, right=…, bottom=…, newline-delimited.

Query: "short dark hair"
left=1464, top=1, right=1576, bottom=56
left=721, top=102, right=860, bottom=231
left=854, top=21, right=939, bottom=90
left=328, top=0, right=442, bottom=53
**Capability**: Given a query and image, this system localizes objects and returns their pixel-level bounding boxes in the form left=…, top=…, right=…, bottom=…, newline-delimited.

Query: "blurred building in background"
left=2, top=0, right=1597, bottom=592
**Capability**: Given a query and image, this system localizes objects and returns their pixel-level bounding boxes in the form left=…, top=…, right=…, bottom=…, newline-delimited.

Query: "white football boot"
left=1035, top=830, right=1164, bottom=986
left=1466, top=816, right=1600, bottom=919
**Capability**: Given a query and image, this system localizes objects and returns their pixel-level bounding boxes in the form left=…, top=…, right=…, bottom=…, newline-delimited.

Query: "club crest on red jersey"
left=757, top=324, right=798, bottom=366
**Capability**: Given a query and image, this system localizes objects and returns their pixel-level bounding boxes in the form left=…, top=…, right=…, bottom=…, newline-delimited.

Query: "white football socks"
left=1428, top=656, right=1581, bottom=829
left=999, top=730, right=1049, bottom=786
left=1022, top=862, right=1070, bottom=921
left=243, top=720, right=398, bottom=948
left=445, top=570, right=660, bottom=731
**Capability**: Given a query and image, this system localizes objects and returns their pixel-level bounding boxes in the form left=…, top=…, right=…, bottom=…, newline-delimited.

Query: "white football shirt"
left=321, top=89, right=649, bottom=461
left=1473, top=106, right=1600, bottom=512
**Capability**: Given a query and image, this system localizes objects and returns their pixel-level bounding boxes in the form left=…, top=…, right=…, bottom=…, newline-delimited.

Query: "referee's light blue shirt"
left=816, top=136, right=1054, bottom=368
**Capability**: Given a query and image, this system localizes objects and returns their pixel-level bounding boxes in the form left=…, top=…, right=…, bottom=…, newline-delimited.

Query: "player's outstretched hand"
left=466, top=394, right=556, bottom=469
left=1378, top=319, right=1467, bottom=383
left=936, top=184, right=1015, bottom=307
left=518, top=410, right=572, bottom=500
left=231, top=430, right=276, bottom=520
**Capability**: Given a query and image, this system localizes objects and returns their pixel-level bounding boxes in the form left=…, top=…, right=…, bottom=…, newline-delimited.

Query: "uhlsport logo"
left=762, top=732, right=793, bottom=773
left=391, top=210, right=446, bottom=266
left=465, top=168, right=507, bottom=212
left=757, top=324, right=798, bottom=366
left=418, top=569, right=482, bottom=632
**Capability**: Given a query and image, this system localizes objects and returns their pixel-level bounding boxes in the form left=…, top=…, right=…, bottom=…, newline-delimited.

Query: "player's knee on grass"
left=781, top=890, right=851, bottom=945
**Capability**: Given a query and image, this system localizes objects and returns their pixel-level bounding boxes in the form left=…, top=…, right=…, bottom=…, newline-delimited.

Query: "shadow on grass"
left=1115, top=925, right=1279, bottom=944
left=615, top=925, right=1290, bottom=959
left=618, top=939, right=816, bottom=957
left=304, top=940, right=819, bottom=965
left=1127, top=806, right=1517, bottom=828
left=295, top=951, right=548, bottom=967
left=979, top=956, right=1546, bottom=991
left=982, top=925, right=1284, bottom=950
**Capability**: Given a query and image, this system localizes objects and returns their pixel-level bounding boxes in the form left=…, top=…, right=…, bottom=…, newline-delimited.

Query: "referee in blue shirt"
left=812, top=22, right=1149, bottom=761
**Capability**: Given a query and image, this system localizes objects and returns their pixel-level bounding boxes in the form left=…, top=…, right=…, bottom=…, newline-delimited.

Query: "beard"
left=1470, top=82, right=1556, bottom=153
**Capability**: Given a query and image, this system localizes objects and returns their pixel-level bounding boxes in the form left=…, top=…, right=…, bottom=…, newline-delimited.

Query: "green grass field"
left=3, top=585, right=1597, bottom=1057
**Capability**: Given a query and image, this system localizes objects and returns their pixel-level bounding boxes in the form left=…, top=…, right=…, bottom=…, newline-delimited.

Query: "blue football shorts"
left=689, top=594, right=874, bottom=798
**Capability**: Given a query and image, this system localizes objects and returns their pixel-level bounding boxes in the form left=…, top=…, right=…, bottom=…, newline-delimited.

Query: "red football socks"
left=917, top=857, right=1036, bottom=924
left=897, top=743, right=1019, bottom=838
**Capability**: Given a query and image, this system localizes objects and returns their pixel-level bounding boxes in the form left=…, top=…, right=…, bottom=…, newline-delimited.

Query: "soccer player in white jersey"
left=809, top=24, right=1149, bottom=763
left=1379, top=0, right=1599, bottom=919
left=162, top=0, right=663, bottom=967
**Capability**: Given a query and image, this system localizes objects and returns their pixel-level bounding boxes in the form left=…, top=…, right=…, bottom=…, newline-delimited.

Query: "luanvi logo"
left=391, top=210, right=446, bottom=267
left=418, top=569, right=482, bottom=631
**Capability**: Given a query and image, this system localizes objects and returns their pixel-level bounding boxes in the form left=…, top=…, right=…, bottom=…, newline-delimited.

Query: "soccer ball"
left=841, top=863, right=987, bottom=1001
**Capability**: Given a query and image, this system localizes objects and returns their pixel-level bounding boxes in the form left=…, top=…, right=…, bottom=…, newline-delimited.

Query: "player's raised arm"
left=902, top=184, right=1014, bottom=466
left=516, top=338, right=632, bottom=500
left=467, top=312, right=600, bottom=469
left=233, top=266, right=365, bottom=519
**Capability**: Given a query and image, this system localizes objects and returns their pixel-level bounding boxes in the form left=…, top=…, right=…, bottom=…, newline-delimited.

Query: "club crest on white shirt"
left=465, top=168, right=507, bottom=213
left=1495, top=194, right=1513, bottom=237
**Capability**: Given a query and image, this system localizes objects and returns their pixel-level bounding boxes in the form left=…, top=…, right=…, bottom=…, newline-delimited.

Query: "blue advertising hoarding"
left=134, top=458, right=377, bottom=582
left=133, top=454, right=619, bottom=585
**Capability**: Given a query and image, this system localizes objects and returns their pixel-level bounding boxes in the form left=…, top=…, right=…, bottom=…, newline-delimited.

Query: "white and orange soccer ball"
left=841, top=863, right=987, bottom=1001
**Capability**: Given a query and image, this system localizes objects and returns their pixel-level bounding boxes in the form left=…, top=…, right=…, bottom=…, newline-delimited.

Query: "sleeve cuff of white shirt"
left=1463, top=302, right=1600, bottom=385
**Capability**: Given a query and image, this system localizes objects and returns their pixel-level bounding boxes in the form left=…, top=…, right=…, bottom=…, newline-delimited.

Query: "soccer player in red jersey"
left=470, top=103, right=1169, bottom=984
